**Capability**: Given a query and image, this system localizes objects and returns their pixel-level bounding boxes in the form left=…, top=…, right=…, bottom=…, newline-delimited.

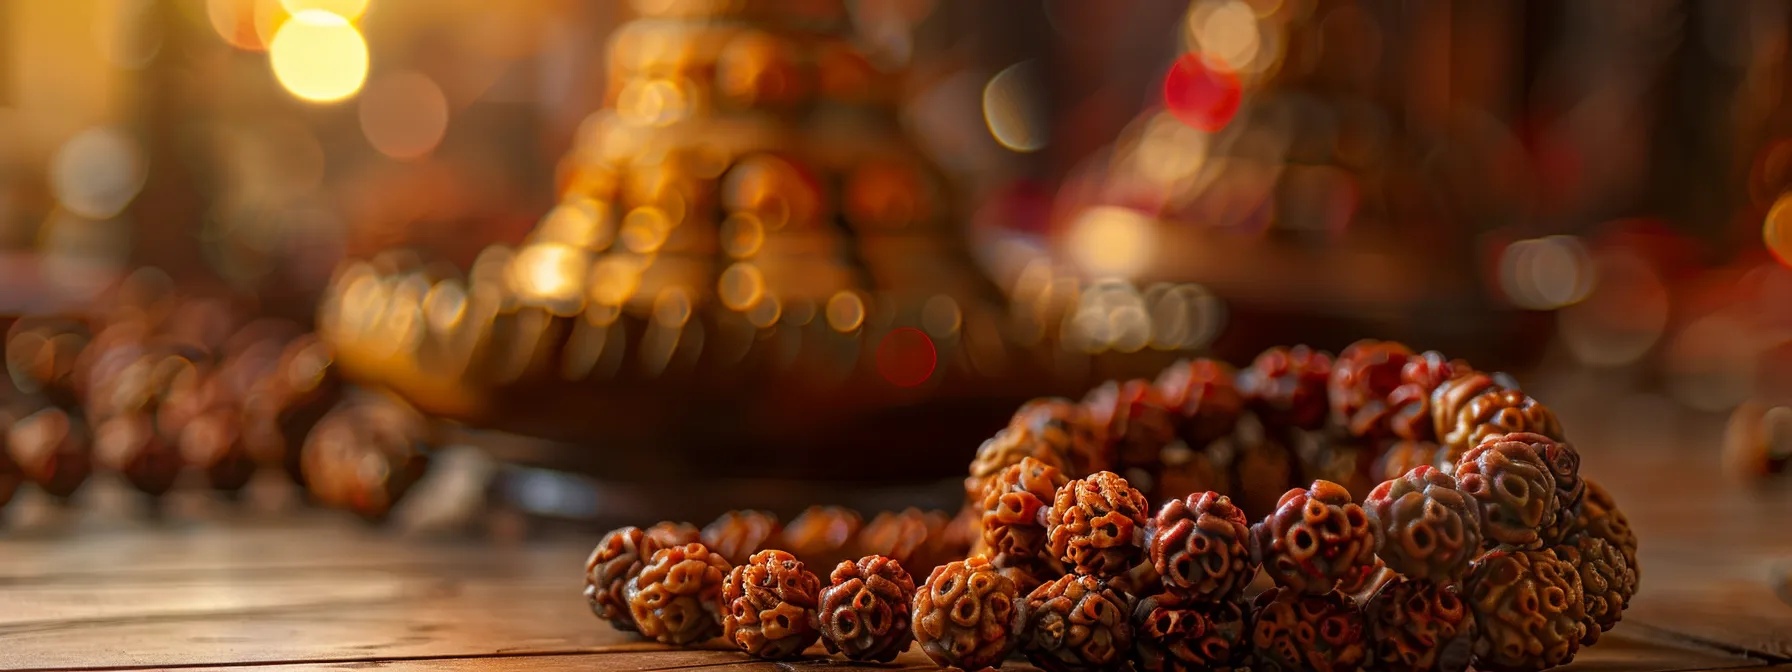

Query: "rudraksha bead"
left=627, top=542, right=731, bottom=645
left=1439, top=389, right=1564, bottom=465
left=1453, top=435, right=1558, bottom=549
left=242, top=334, right=342, bottom=488
left=1374, top=440, right=1441, bottom=482
left=911, top=556, right=1021, bottom=671
left=816, top=554, right=916, bottom=662
left=178, top=407, right=257, bottom=493
left=645, top=521, right=701, bottom=549
left=1329, top=340, right=1413, bottom=440
left=1152, top=444, right=1227, bottom=503
left=1011, top=397, right=1112, bottom=477
left=1229, top=433, right=1299, bottom=520
left=1363, top=465, right=1482, bottom=582
left=585, top=526, right=652, bottom=631
left=1147, top=492, right=1256, bottom=602
left=1336, top=557, right=1390, bottom=602
left=723, top=549, right=822, bottom=659
left=1250, top=587, right=1367, bottom=672
left=1017, top=574, right=1135, bottom=672
left=7, top=407, right=92, bottom=499
left=1428, top=373, right=1502, bottom=446
left=300, top=401, right=430, bottom=521
left=1044, top=471, right=1151, bottom=577
left=1572, top=478, right=1639, bottom=581
left=783, top=505, right=863, bottom=570
left=94, top=413, right=183, bottom=497
left=1364, top=577, right=1476, bottom=672
left=1465, top=548, right=1586, bottom=672
left=1304, top=436, right=1378, bottom=501
left=1155, top=358, right=1244, bottom=449
left=1554, top=535, right=1634, bottom=645
left=1250, top=480, right=1377, bottom=594
left=979, top=456, right=1068, bottom=566
left=702, top=510, right=781, bottom=566
left=966, top=424, right=1072, bottom=502
left=1386, top=351, right=1471, bottom=442
left=859, top=507, right=946, bottom=570
left=1237, top=345, right=1332, bottom=433
left=1131, top=594, right=1249, bottom=672
left=1083, top=380, right=1178, bottom=471
left=1513, top=433, right=1584, bottom=546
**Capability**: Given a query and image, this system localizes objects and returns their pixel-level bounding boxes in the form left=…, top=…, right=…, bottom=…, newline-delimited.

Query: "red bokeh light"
left=1163, top=54, right=1241, bottom=132
left=876, top=327, right=936, bottom=387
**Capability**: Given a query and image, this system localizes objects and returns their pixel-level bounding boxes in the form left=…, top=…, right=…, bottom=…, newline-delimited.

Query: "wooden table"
left=1, top=375, right=1789, bottom=671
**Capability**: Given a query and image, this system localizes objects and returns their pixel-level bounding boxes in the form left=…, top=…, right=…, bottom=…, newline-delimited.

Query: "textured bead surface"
left=1387, top=351, right=1470, bottom=442
left=966, top=425, right=1072, bottom=502
left=911, top=556, right=1021, bottom=671
left=1519, top=433, right=1585, bottom=546
left=1465, top=548, right=1586, bottom=672
left=979, top=456, right=1068, bottom=566
left=1250, top=587, right=1367, bottom=672
left=702, top=510, right=781, bottom=566
left=1572, top=478, right=1639, bottom=582
left=1557, top=533, right=1635, bottom=644
left=1428, top=373, right=1503, bottom=447
left=782, top=506, right=863, bottom=570
left=1363, top=465, right=1482, bottom=582
left=1044, top=471, right=1151, bottom=577
left=1238, top=345, right=1333, bottom=433
left=1251, top=480, right=1377, bottom=594
left=816, top=555, right=916, bottom=662
left=1329, top=340, right=1414, bottom=440
left=584, top=526, right=650, bottom=631
left=1083, top=380, right=1178, bottom=470
left=1017, top=574, right=1135, bottom=672
left=1155, top=358, right=1244, bottom=449
left=1011, top=397, right=1111, bottom=477
left=626, top=542, right=731, bottom=645
left=1454, top=435, right=1558, bottom=549
left=1130, top=594, right=1249, bottom=672
left=1147, top=492, right=1256, bottom=602
left=1441, top=389, right=1564, bottom=462
left=644, top=521, right=701, bottom=549
left=722, top=549, right=822, bottom=659
left=1364, top=577, right=1476, bottom=672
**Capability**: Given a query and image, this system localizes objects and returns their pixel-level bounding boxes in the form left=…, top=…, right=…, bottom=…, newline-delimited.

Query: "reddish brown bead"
left=1335, top=557, right=1390, bottom=602
left=627, top=542, right=731, bottom=645
left=1572, top=478, right=1639, bottom=583
left=1130, top=594, right=1249, bottom=672
left=965, top=425, right=1072, bottom=502
left=1238, top=345, right=1333, bottom=433
left=1428, top=373, right=1503, bottom=446
left=1440, top=389, right=1565, bottom=464
left=1465, top=548, right=1586, bottom=672
left=816, top=554, right=916, bottom=662
left=979, top=456, right=1068, bottom=567
left=1363, top=466, right=1482, bottom=582
left=584, top=526, right=652, bottom=631
left=1453, top=435, right=1558, bottom=550
left=1016, top=574, right=1135, bottom=672
left=178, top=406, right=257, bottom=492
left=1386, top=352, right=1471, bottom=442
left=1250, top=587, right=1367, bottom=672
left=95, top=413, right=183, bottom=497
left=858, top=508, right=946, bottom=571
left=1555, top=535, right=1634, bottom=645
left=1083, top=380, right=1178, bottom=471
left=1148, top=492, right=1256, bottom=602
left=1329, top=340, right=1414, bottom=440
left=1305, top=436, right=1378, bottom=501
left=911, top=556, right=1021, bottom=671
left=702, top=510, right=781, bottom=566
left=1374, top=440, right=1441, bottom=482
left=782, top=506, right=863, bottom=570
left=644, top=521, right=701, bottom=549
left=1251, top=480, right=1377, bottom=594
left=723, top=549, right=822, bottom=659
left=1152, top=445, right=1227, bottom=504
left=1044, top=471, right=1151, bottom=577
left=242, top=334, right=342, bottom=488
left=300, top=401, right=430, bottom=522
left=1011, top=397, right=1112, bottom=477
left=7, top=407, right=92, bottom=499
left=1517, top=433, right=1585, bottom=546
left=1155, top=358, right=1244, bottom=449
left=1364, top=577, right=1477, bottom=672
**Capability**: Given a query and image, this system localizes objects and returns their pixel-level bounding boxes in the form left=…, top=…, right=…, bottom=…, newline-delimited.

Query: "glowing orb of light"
left=1163, top=53, right=1241, bottom=131
left=269, top=10, right=368, bottom=103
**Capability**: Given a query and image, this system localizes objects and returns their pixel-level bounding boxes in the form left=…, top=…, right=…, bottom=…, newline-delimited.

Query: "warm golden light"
left=510, top=243, right=588, bottom=313
left=983, top=61, right=1047, bottom=152
left=280, top=0, right=369, bottom=21
left=359, top=70, right=449, bottom=159
left=207, top=0, right=288, bottom=52
left=1068, top=206, right=1156, bottom=278
left=269, top=10, right=369, bottom=103
left=826, top=292, right=866, bottom=332
left=1766, top=193, right=1792, bottom=266
left=718, top=263, right=766, bottom=311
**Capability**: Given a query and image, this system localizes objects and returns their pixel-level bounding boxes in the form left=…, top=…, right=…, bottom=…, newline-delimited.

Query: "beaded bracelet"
left=584, top=340, right=1641, bottom=672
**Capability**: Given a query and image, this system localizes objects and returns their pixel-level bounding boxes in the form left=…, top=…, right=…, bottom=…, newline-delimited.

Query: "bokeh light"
left=1498, top=236, right=1593, bottom=310
left=207, top=0, right=288, bottom=52
left=50, top=126, right=146, bottom=220
left=269, top=10, right=369, bottom=103
left=359, top=71, right=450, bottom=160
left=1764, top=193, right=1792, bottom=266
left=1559, top=249, right=1670, bottom=367
left=982, top=61, right=1047, bottom=152
left=1163, top=53, right=1241, bottom=131
left=876, top=327, right=936, bottom=387
left=280, top=0, right=369, bottom=21
left=1067, top=206, right=1155, bottom=278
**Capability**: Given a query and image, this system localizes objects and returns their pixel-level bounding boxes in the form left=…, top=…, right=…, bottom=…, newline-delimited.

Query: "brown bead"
left=1555, top=535, right=1634, bottom=645
left=6, top=318, right=90, bottom=409
left=859, top=508, right=946, bottom=571
left=1155, top=358, right=1244, bottom=449
left=1363, top=466, right=1482, bottom=583
left=1016, top=574, right=1135, bottom=672
left=1329, top=340, right=1414, bottom=440
left=1229, top=435, right=1299, bottom=520
left=911, top=556, right=1021, bottom=671
left=1453, top=435, right=1558, bottom=550
left=703, top=510, right=781, bottom=566
left=644, top=521, right=701, bottom=549
left=584, top=526, right=652, bottom=631
left=723, top=549, right=822, bottom=659
left=979, top=456, right=1068, bottom=567
left=1428, top=373, right=1502, bottom=445
left=1011, top=397, right=1112, bottom=477
left=965, top=425, right=1072, bottom=503
left=1250, top=587, right=1367, bottom=672
left=1571, top=477, right=1639, bottom=585
left=1152, top=445, right=1227, bottom=504
left=300, top=401, right=430, bottom=522
left=178, top=407, right=257, bottom=492
left=816, top=554, right=916, bottom=662
left=7, top=407, right=92, bottom=499
left=1518, top=433, right=1584, bottom=546
left=1364, top=577, right=1476, bottom=672
left=1304, top=436, right=1378, bottom=502
left=1439, top=389, right=1564, bottom=466
left=1130, top=594, right=1249, bottom=672
left=1335, top=557, right=1391, bottom=603
left=1374, top=440, right=1441, bottom=482
left=1722, top=401, right=1792, bottom=480
left=1465, top=548, right=1586, bottom=672
left=1238, top=345, right=1333, bottom=433
left=782, top=505, right=862, bottom=569
left=95, top=413, right=183, bottom=497
left=1386, top=352, right=1472, bottom=442
left=1083, top=380, right=1178, bottom=471
left=1044, top=471, right=1151, bottom=577
left=626, top=542, right=731, bottom=645
left=243, top=334, right=343, bottom=488
left=1250, top=480, right=1377, bottom=594
left=1148, top=492, right=1256, bottom=602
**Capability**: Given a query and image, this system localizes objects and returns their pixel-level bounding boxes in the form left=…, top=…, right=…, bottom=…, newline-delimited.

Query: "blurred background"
left=1, top=0, right=1790, bottom=533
